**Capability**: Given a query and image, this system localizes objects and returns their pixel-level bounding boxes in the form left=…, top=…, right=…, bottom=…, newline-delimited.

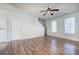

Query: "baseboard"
left=9, top=36, right=45, bottom=42
left=48, top=35, right=79, bottom=42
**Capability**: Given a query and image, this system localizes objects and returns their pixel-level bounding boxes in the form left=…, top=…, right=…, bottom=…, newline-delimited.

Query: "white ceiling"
left=0, top=3, right=79, bottom=19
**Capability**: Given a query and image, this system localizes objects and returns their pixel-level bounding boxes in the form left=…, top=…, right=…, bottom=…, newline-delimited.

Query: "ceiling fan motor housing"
left=51, top=13, right=53, bottom=15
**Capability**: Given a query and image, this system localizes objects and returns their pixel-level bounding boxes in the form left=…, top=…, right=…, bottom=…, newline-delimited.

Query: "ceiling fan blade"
left=43, top=13, right=47, bottom=16
left=51, top=9, right=59, bottom=11
left=40, top=10, right=47, bottom=12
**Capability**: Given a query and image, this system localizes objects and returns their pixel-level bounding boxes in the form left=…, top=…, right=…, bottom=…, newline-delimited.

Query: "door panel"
left=11, top=18, right=21, bottom=40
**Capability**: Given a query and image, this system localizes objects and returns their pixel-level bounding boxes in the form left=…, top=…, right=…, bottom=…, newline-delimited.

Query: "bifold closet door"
left=0, top=17, right=7, bottom=42
left=11, top=18, right=22, bottom=41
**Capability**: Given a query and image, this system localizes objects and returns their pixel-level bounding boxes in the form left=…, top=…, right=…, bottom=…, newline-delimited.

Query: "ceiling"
left=0, top=3, right=79, bottom=19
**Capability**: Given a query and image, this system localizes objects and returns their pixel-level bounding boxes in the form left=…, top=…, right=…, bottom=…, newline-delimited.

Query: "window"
left=64, top=17, right=75, bottom=34
left=51, top=20, right=57, bottom=32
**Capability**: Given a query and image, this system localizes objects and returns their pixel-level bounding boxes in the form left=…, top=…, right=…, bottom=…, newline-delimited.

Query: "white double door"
left=0, top=17, right=7, bottom=42
left=0, top=16, right=22, bottom=42
left=10, top=18, right=22, bottom=41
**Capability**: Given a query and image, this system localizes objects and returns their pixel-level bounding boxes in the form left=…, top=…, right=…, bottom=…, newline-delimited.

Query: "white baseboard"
left=48, top=34, right=79, bottom=41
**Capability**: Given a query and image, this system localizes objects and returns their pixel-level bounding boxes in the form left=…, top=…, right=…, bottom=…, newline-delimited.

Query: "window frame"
left=51, top=20, right=57, bottom=33
left=64, top=17, right=75, bottom=35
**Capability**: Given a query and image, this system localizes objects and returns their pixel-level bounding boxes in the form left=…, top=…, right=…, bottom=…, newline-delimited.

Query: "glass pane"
left=64, top=17, right=75, bottom=34
left=51, top=20, right=57, bottom=32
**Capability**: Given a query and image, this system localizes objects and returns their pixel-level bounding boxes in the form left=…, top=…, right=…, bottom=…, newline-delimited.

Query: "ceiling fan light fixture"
left=47, top=11, right=50, bottom=14
left=40, top=6, right=59, bottom=16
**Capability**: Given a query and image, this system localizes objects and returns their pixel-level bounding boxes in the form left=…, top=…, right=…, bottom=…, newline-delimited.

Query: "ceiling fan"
left=40, top=6, right=59, bottom=16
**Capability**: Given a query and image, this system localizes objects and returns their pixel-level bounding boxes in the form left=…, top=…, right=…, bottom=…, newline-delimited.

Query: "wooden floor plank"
left=0, top=36, right=79, bottom=55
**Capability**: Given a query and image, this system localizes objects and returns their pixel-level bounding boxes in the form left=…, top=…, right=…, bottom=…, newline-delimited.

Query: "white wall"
left=46, top=12, right=79, bottom=41
left=20, top=15, right=44, bottom=39
left=0, top=9, right=44, bottom=42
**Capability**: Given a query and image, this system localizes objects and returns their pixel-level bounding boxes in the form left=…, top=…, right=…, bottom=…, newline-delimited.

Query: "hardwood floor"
left=0, top=36, right=79, bottom=55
